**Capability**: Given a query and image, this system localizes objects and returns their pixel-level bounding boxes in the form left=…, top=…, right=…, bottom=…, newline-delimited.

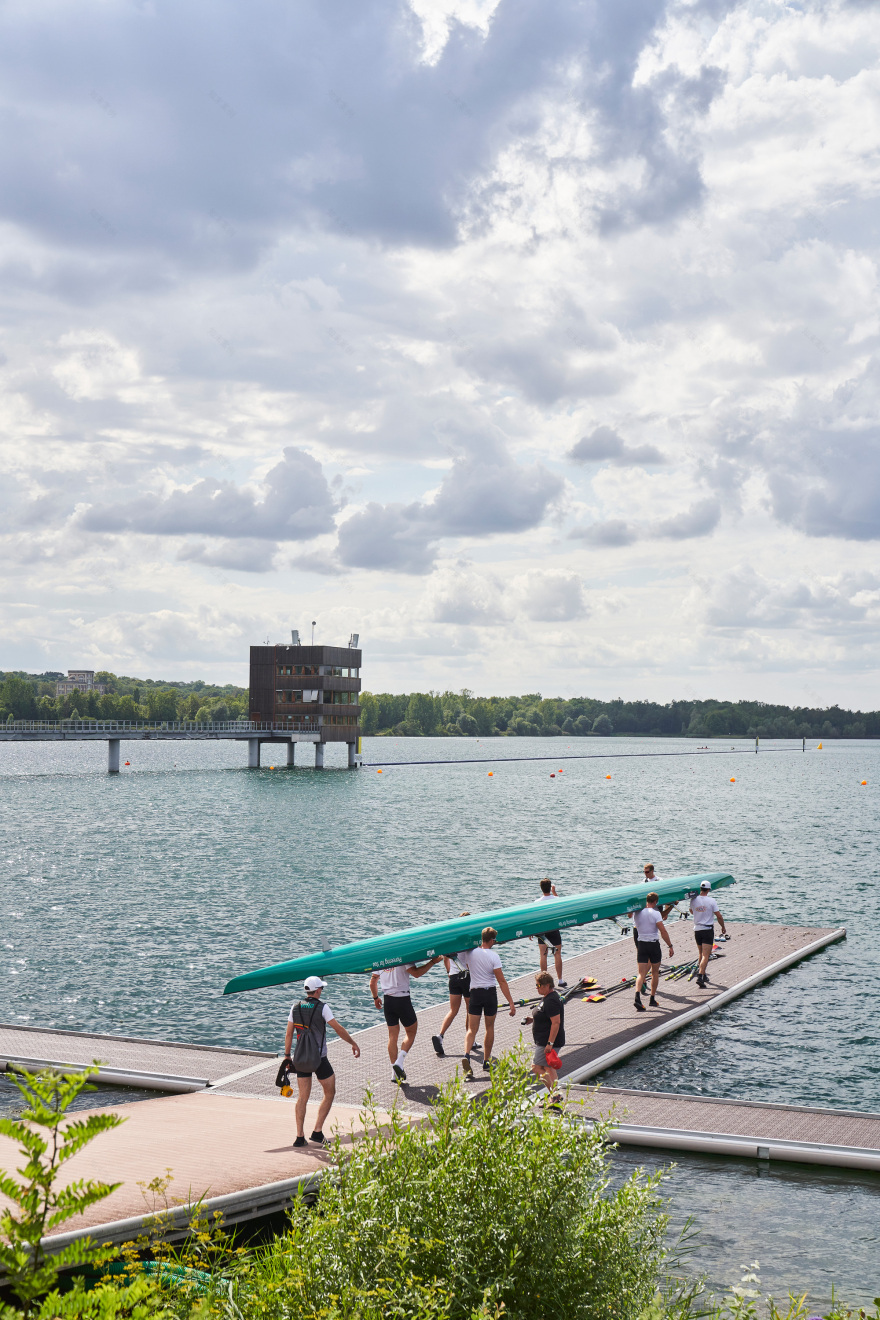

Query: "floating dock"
left=3, top=920, right=871, bottom=1253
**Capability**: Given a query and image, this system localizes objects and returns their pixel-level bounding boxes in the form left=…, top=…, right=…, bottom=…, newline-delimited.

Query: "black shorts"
left=383, top=995, right=417, bottom=1028
left=468, top=986, right=498, bottom=1018
left=695, top=927, right=715, bottom=946
left=448, top=971, right=470, bottom=997
left=636, top=940, right=662, bottom=965
left=538, top=930, right=562, bottom=949
left=295, top=1056, right=334, bottom=1081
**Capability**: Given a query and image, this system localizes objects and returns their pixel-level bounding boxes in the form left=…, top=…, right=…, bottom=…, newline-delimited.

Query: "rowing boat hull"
left=223, top=871, right=734, bottom=994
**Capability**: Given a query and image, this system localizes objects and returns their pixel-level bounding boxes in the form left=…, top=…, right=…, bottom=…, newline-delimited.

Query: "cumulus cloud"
left=79, top=448, right=337, bottom=542
left=337, top=447, right=563, bottom=573
left=515, top=572, right=588, bottom=622
left=177, top=539, right=278, bottom=573
left=692, top=566, right=877, bottom=632
left=571, top=499, right=719, bottom=546
left=427, top=561, right=509, bottom=625
left=568, top=426, right=666, bottom=466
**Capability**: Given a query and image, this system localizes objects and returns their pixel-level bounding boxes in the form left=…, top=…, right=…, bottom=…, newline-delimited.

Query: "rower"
left=690, top=880, right=728, bottom=988
left=633, top=892, right=674, bottom=1011
left=459, top=927, right=517, bottom=1078
left=369, top=957, right=442, bottom=1083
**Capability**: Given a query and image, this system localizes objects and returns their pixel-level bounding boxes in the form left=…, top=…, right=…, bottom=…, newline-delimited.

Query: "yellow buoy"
left=817, top=742, right=823, bottom=749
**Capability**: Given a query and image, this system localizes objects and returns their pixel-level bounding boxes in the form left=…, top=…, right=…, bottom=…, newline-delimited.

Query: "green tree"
left=470, top=699, right=493, bottom=736
left=591, top=713, right=613, bottom=736
left=407, top=692, right=438, bottom=736
left=359, top=693, right=379, bottom=734
left=0, top=1067, right=125, bottom=1315
left=457, top=713, right=478, bottom=736
left=146, top=689, right=179, bottom=722
left=0, top=675, right=37, bottom=720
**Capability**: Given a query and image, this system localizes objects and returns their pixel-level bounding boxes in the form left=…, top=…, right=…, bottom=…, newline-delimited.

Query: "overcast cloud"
left=1, top=0, right=879, bottom=703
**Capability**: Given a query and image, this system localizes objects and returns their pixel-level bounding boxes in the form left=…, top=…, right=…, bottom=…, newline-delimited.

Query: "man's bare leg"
left=635, top=960, right=650, bottom=995
left=554, top=946, right=563, bottom=980
left=386, top=1023, right=400, bottom=1066
left=314, top=1075, right=336, bottom=1134
left=439, top=994, right=462, bottom=1037
left=295, top=1074, right=312, bottom=1141
left=464, top=1012, right=480, bottom=1056
left=482, top=1015, right=496, bottom=1060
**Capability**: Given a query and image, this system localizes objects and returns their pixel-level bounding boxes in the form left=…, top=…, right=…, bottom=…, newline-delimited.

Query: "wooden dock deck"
left=3, top=920, right=871, bottom=1251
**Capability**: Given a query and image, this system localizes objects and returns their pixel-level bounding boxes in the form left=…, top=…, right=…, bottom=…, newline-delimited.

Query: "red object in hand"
left=545, top=1047, right=562, bottom=1069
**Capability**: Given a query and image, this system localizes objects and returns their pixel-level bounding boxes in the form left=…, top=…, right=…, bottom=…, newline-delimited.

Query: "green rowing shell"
left=222, top=871, right=734, bottom=994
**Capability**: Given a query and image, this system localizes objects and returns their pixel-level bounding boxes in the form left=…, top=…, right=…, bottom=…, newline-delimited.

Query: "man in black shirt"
left=523, top=971, right=565, bottom=1094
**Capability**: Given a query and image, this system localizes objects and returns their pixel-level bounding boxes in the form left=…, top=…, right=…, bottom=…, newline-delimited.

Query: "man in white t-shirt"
left=284, top=975, right=361, bottom=1148
left=458, top=926, right=516, bottom=1079
left=631, top=892, right=674, bottom=1011
left=690, top=880, right=728, bottom=988
left=369, top=956, right=442, bottom=1083
left=530, top=878, right=567, bottom=987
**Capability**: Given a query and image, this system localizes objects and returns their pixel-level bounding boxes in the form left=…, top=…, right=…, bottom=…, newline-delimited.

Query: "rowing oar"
left=583, top=974, right=639, bottom=1003
left=513, top=975, right=597, bottom=1009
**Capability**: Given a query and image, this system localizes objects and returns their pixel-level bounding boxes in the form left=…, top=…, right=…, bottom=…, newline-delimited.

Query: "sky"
left=1, top=0, right=879, bottom=704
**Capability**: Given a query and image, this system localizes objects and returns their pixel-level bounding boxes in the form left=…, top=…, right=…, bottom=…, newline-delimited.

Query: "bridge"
left=0, top=720, right=360, bottom=772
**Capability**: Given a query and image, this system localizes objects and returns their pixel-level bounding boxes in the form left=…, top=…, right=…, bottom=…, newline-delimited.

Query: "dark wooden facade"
left=248, top=644, right=362, bottom=743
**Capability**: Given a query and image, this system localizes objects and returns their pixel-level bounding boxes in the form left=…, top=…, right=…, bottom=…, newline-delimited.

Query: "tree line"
left=358, top=690, right=877, bottom=739
left=0, top=671, right=248, bottom=724
left=2, top=670, right=875, bottom=738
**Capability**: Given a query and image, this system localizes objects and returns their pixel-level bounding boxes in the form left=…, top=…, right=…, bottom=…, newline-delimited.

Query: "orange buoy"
left=730, top=777, right=735, bottom=783
left=488, top=771, right=493, bottom=776
left=124, top=760, right=130, bottom=766
left=861, top=779, right=867, bottom=785
left=605, top=774, right=611, bottom=779
left=377, top=769, right=383, bottom=774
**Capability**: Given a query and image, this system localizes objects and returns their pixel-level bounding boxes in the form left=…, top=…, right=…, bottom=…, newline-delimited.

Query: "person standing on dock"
left=531, top=878, right=567, bottom=987
left=523, top=972, right=565, bottom=1097
left=633, top=893, right=674, bottom=1011
left=284, top=975, right=361, bottom=1148
left=370, top=957, right=443, bottom=1082
left=459, top=926, right=517, bottom=1078
left=690, top=880, right=728, bottom=988
left=432, top=914, right=473, bottom=1059
left=632, top=865, right=677, bottom=946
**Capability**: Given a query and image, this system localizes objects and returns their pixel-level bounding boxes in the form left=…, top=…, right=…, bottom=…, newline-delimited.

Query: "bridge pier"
left=286, top=740, right=295, bottom=767
left=347, top=741, right=357, bottom=769
left=314, top=743, right=324, bottom=769
left=108, top=739, right=120, bottom=774
left=248, top=738, right=260, bottom=769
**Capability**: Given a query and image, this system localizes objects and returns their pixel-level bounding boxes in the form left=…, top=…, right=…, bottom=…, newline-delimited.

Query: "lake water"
left=1, top=734, right=878, bottom=1307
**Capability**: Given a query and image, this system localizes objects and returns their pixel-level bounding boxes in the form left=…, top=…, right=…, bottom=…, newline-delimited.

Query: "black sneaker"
left=482, top=1058, right=494, bottom=1071
left=558, top=980, right=568, bottom=988
left=309, top=1130, right=326, bottom=1146
left=634, top=995, right=646, bottom=1012
left=293, top=1135, right=306, bottom=1148
left=696, top=974, right=706, bottom=988
left=393, top=1063, right=407, bottom=1082
left=461, top=1056, right=474, bottom=1080
left=431, top=1034, right=445, bottom=1058
left=648, top=996, right=659, bottom=1007
left=471, top=1042, right=483, bottom=1054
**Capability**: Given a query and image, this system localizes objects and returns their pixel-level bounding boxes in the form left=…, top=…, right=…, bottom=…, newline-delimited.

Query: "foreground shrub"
left=196, top=1052, right=666, bottom=1320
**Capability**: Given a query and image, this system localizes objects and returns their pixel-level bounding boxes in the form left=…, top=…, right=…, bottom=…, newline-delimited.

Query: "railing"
left=0, top=720, right=323, bottom=734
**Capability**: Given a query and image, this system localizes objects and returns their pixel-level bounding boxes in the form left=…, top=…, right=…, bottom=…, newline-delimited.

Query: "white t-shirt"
left=633, top=907, right=663, bottom=942
left=288, top=998, right=333, bottom=1057
left=535, top=892, right=559, bottom=902
left=460, top=946, right=502, bottom=990
left=379, top=964, right=417, bottom=996
left=690, top=894, right=720, bottom=930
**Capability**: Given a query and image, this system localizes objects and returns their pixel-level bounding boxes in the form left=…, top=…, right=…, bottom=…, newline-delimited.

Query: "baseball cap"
left=700, top=880, right=712, bottom=891
left=304, top=975, right=327, bottom=992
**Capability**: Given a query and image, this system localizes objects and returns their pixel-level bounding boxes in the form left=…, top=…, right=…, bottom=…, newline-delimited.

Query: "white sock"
left=395, top=1049, right=408, bottom=1066
left=438, top=1031, right=444, bottom=1039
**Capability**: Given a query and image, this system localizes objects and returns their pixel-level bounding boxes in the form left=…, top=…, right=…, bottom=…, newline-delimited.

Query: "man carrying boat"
left=690, top=880, right=728, bottom=988
left=531, top=878, right=567, bottom=987
left=459, top=926, right=517, bottom=1078
left=432, top=913, right=473, bottom=1059
left=369, top=956, right=443, bottom=1082
left=284, top=975, right=361, bottom=1147
left=633, top=893, right=674, bottom=1011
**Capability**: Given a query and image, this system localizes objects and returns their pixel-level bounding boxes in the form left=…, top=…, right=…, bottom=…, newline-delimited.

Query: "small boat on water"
left=223, top=871, right=735, bottom=994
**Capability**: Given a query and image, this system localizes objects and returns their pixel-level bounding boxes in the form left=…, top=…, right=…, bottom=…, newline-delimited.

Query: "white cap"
left=700, top=880, right=712, bottom=891
left=304, top=975, right=327, bottom=992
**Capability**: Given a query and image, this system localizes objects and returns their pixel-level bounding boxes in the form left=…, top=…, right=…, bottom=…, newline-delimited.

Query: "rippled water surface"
left=1, top=734, right=878, bottom=1304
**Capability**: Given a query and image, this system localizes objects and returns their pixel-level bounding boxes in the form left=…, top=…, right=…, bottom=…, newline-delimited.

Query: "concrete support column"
left=347, top=741, right=357, bottom=768
left=314, top=742, right=324, bottom=769
left=108, top=739, right=120, bottom=774
left=286, top=740, right=295, bottom=767
left=248, top=737, right=260, bottom=769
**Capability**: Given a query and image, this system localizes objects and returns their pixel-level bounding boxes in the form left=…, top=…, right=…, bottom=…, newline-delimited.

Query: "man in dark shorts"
left=690, top=879, right=728, bottom=987
left=369, top=956, right=442, bottom=1082
left=632, top=892, right=674, bottom=1011
left=631, top=865, right=677, bottom=946
left=432, top=914, right=473, bottom=1057
left=523, top=971, right=565, bottom=1096
left=531, top=878, right=567, bottom=986
left=459, top=926, right=516, bottom=1078
left=284, top=975, right=361, bottom=1147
